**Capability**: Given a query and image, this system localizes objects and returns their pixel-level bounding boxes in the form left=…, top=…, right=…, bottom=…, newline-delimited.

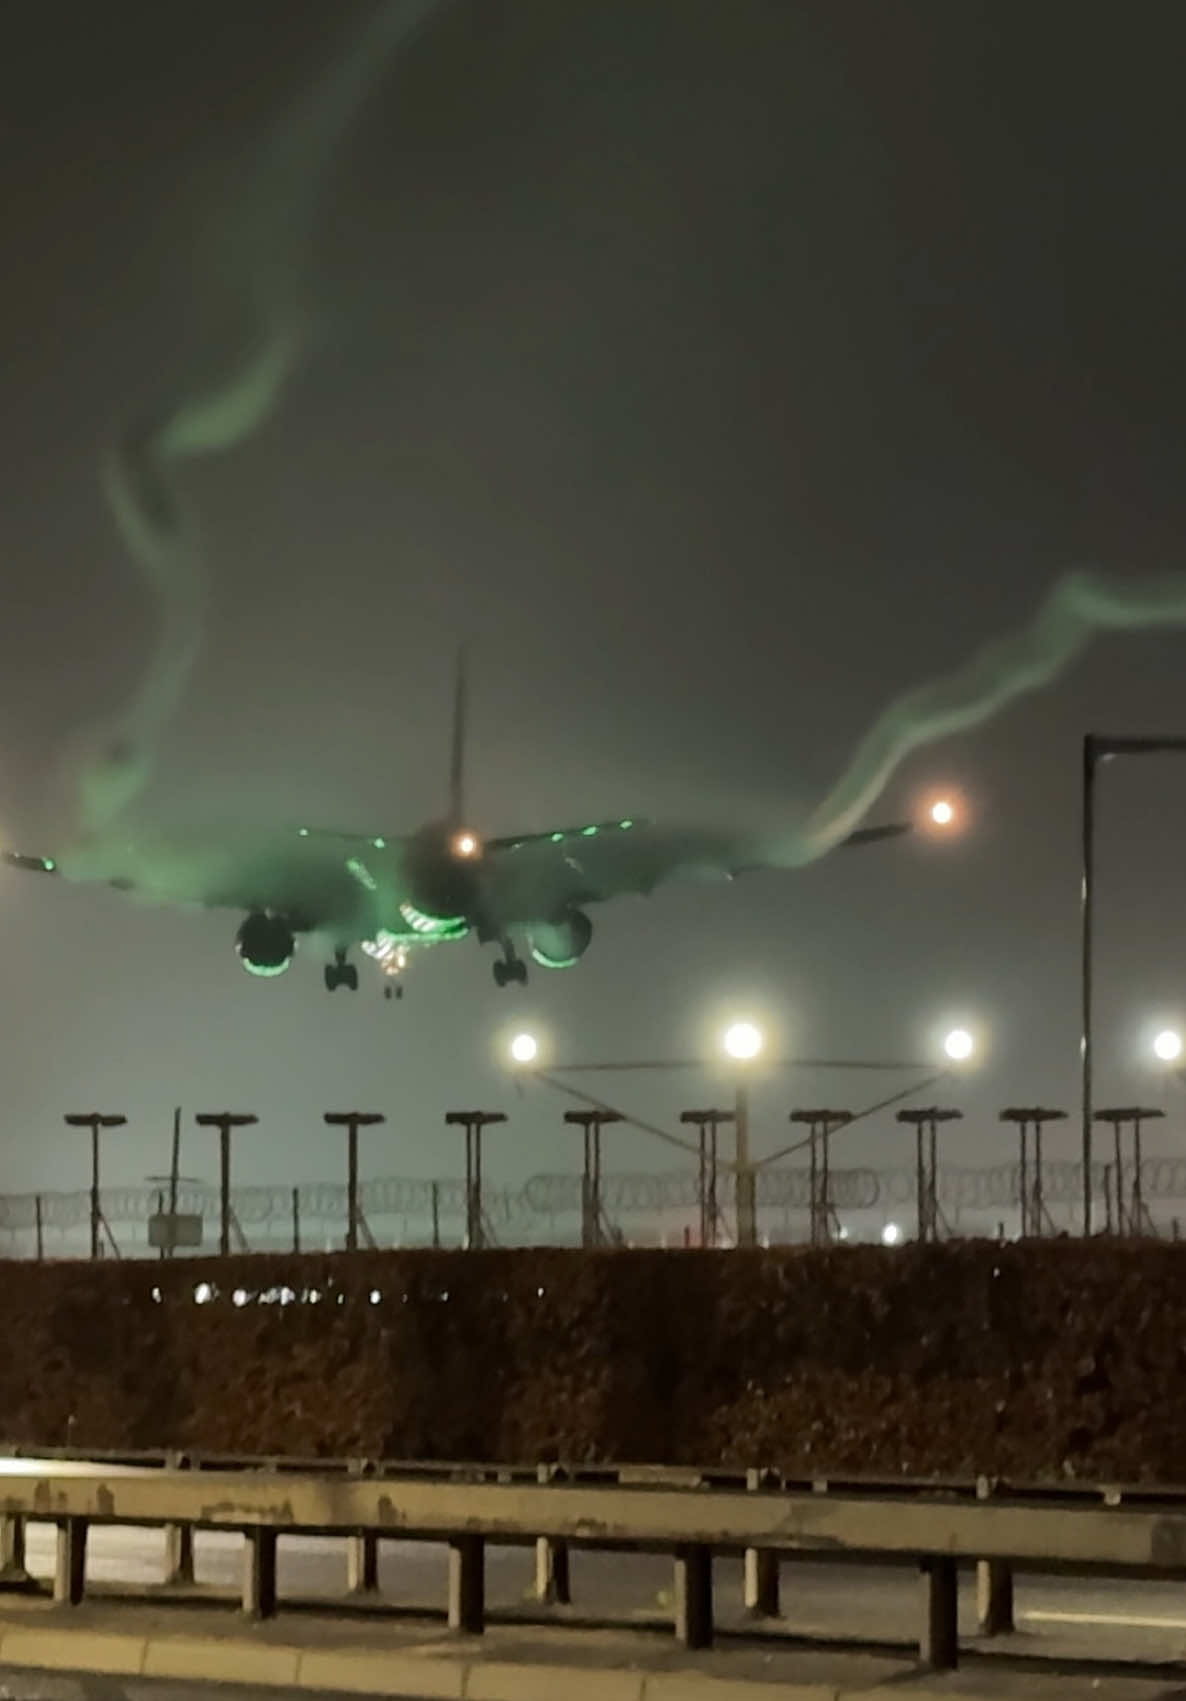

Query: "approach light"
left=453, top=831, right=480, bottom=859
left=509, top=1031, right=539, bottom=1065
left=943, top=1027, right=974, bottom=1062
left=723, top=1021, right=763, bottom=1061
left=1154, top=1028, right=1183, bottom=1063
left=881, top=1222, right=902, bottom=1246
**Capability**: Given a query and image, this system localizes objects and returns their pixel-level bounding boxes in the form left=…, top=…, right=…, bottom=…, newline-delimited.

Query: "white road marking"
left=1022, top=1609, right=1186, bottom=1630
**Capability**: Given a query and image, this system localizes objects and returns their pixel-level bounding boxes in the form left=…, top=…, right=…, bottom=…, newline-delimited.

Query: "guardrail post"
left=346, top=1533, right=379, bottom=1594
left=448, top=1535, right=485, bottom=1634
left=919, top=1555, right=959, bottom=1670
left=743, top=1467, right=780, bottom=1617
left=534, top=1464, right=571, bottom=1604
left=242, top=1528, right=278, bottom=1619
left=163, top=1451, right=194, bottom=1585
left=975, top=1477, right=1014, bottom=1635
left=674, top=1544, right=713, bottom=1649
left=54, top=1517, right=88, bottom=1605
left=0, top=1514, right=27, bottom=1581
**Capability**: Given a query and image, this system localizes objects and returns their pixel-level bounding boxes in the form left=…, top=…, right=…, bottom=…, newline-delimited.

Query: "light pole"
left=722, top=1022, right=763, bottom=1248
left=1081, top=734, right=1186, bottom=1235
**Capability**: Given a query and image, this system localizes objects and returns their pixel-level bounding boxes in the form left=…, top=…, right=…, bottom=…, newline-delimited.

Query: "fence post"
left=242, top=1527, right=277, bottom=1619
left=919, top=1555, right=959, bottom=1670
left=54, top=1517, right=88, bottom=1605
left=534, top=1464, right=571, bottom=1604
left=0, top=1514, right=27, bottom=1580
left=163, top=1451, right=194, bottom=1585
left=346, top=1458, right=379, bottom=1593
left=674, top=1544, right=713, bottom=1649
left=975, top=1476, right=1014, bottom=1635
left=743, top=1467, right=780, bottom=1617
left=448, top=1535, right=485, bottom=1634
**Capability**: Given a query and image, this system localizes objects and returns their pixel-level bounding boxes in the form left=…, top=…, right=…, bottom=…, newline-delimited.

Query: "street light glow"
left=723, top=1021, right=763, bottom=1061
left=509, top=1031, right=538, bottom=1065
left=1154, top=1028, right=1183, bottom=1063
left=944, top=1027, right=974, bottom=1062
left=881, top=1222, right=902, bottom=1246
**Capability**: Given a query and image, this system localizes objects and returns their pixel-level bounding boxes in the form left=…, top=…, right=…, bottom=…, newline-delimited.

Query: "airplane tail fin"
left=448, top=645, right=468, bottom=824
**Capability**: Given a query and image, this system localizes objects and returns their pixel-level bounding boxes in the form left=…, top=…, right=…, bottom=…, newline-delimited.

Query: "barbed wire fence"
left=3, top=1156, right=1186, bottom=1257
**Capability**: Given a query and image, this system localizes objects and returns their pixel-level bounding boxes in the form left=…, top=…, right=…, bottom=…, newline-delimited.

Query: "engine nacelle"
left=236, top=912, right=296, bottom=977
left=528, top=909, right=593, bottom=969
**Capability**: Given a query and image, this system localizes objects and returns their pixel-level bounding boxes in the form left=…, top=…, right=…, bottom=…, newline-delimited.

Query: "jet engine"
left=236, top=912, right=295, bottom=977
left=528, top=909, right=593, bottom=969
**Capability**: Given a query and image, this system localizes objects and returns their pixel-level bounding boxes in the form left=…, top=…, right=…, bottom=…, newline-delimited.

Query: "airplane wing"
left=482, top=817, right=911, bottom=926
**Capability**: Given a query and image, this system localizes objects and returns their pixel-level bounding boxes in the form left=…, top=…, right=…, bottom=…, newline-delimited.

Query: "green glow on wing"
left=42, top=857, right=56, bottom=871
left=529, top=944, right=580, bottom=969
left=345, top=856, right=377, bottom=891
left=242, top=958, right=290, bottom=978
left=372, top=836, right=386, bottom=849
left=619, top=820, right=633, bottom=830
left=398, top=900, right=469, bottom=940
left=550, top=832, right=564, bottom=843
left=582, top=825, right=598, bottom=836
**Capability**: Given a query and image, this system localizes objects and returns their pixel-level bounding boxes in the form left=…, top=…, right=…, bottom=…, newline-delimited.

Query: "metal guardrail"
left=3, top=1455, right=1186, bottom=1669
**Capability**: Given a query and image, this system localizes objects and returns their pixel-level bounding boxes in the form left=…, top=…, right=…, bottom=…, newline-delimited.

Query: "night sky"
left=2, top=0, right=1186, bottom=1219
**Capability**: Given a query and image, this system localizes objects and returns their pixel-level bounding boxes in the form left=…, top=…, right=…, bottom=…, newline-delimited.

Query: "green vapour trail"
left=782, top=568, right=1186, bottom=863
left=82, top=0, right=444, bottom=832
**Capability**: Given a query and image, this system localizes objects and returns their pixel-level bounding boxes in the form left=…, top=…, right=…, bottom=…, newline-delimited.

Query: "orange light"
left=930, top=799, right=955, bottom=827
left=453, top=831, right=480, bottom=859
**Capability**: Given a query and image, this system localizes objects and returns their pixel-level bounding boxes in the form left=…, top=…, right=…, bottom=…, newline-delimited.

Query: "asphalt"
left=1, top=1523, right=1186, bottom=1698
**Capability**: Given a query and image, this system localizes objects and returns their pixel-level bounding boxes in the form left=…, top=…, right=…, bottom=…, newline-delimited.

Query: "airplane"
left=2, top=658, right=921, bottom=997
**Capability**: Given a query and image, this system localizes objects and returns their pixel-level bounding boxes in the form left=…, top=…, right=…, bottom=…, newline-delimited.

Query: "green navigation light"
left=372, top=837, right=386, bottom=849
left=297, top=827, right=310, bottom=837
left=582, top=825, right=598, bottom=836
left=42, top=858, right=56, bottom=872
left=345, top=857, right=378, bottom=892
left=550, top=832, right=565, bottom=843
left=619, top=820, right=633, bottom=830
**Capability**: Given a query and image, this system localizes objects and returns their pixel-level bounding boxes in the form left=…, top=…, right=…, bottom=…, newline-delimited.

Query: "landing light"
left=723, top=1021, right=763, bottom=1061
left=453, top=831, right=480, bottom=859
left=930, top=800, right=955, bottom=827
left=510, top=1032, right=539, bottom=1065
left=943, top=1027, right=974, bottom=1062
left=1154, top=1029, right=1183, bottom=1063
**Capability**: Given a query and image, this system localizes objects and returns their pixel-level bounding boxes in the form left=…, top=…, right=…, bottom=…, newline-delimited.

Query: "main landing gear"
left=325, top=947, right=359, bottom=992
left=493, top=940, right=528, bottom=988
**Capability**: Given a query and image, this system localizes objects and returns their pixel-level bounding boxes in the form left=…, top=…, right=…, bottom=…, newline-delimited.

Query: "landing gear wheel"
left=325, top=951, right=359, bottom=992
left=493, top=952, right=528, bottom=988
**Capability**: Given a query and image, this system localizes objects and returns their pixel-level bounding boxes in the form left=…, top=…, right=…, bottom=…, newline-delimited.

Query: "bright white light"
left=837, top=1225, right=850, bottom=1242
left=369, top=1289, right=382, bottom=1305
left=881, top=1222, right=902, bottom=1246
left=510, top=1031, right=538, bottom=1064
left=193, top=1282, right=214, bottom=1305
left=1154, top=1029, right=1183, bottom=1063
left=231, top=1288, right=249, bottom=1308
left=930, top=799, right=955, bottom=826
left=944, top=1027, right=974, bottom=1062
left=453, top=831, right=480, bottom=859
left=723, top=1021, right=763, bottom=1061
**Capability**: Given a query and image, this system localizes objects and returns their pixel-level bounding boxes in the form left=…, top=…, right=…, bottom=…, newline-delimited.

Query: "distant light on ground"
left=723, top=1021, right=763, bottom=1061
left=930, top=799, right=955, bottom=826
left=881, top=1222, right=903, bottom=1246
left=1154, top=1028, right=1183, bottom=1063
left=944, top=1027, right=974, bottom=1061
left=510, top=1031, right=538, bottom=1064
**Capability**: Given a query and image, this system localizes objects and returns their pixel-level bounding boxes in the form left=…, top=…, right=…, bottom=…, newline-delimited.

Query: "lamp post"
left=722, top=1023, right=763, bottom=1248
left=64, top=1114, right=126, bottom=1259
left=1081, top=734, right=1186, bottom=1234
